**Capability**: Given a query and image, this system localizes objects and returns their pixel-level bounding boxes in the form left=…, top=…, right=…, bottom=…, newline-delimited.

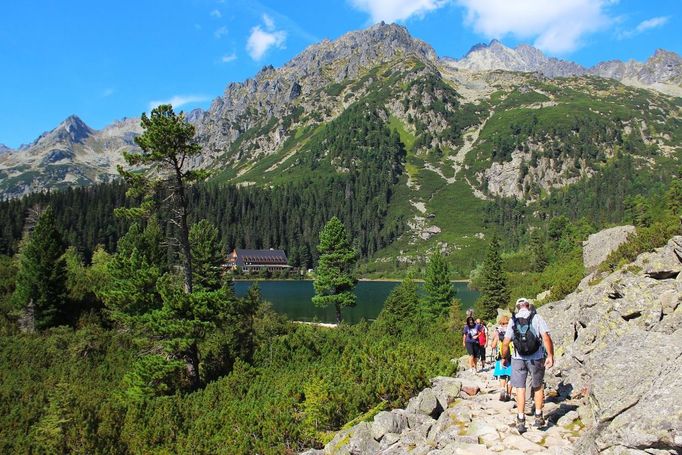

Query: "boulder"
left=430, top=377, right=463, bottom=409
left=370, top=411, right=407, bottom=440
left=407, top=388, right=443, bottom=418
left=379, top=432, right=400, bottom=450
left=461, top=385, right=480, bottom=397
left=582, top=225, right=636, bottom=271
left=660, top=289, right=681, bottom=315
left=556, top=410, right=580, bottom=427
left=347, top=422, right=380, bottom=454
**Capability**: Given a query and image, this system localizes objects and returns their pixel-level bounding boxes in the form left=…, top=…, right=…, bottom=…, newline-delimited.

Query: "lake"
left=233, top=280, right=479, bottom=324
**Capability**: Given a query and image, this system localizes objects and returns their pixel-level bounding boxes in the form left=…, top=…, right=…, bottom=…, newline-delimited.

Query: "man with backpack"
left=501, top=297, right=554, bottom=433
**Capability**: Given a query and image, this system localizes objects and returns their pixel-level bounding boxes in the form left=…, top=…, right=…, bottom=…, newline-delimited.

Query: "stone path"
left=305, top=356, right=587, bottom=455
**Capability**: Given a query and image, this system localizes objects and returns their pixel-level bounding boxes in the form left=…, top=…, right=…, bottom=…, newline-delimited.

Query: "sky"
left=1, top=0, right=680, bottom=148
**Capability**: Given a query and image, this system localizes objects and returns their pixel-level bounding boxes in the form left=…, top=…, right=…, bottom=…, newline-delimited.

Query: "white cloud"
left=214, top=26, right=228, bottom=39
left=262, top=13, right=275, bottom=31
left=456, top=0, right=614, bottom=54
left=617, top=15, right=670, bottom=39
left=246, top=16, right=287, bottom=60
left=148, top=95, right=209, bottom=111
left=636, top=16, right=670, bottom=33
left=210, top=9, right=222, bottom=18
left=221, top=52, right=237, bottom=63
left=349, top=0, right=448, bottom=23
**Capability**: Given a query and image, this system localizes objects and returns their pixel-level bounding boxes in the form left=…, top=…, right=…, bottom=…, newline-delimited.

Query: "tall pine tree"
left=12, top=207, right=67, bottom=331
left=423, top=252, right=455, bottom=320
left=312, top=217, right=358, bottom=323
left=474, top=234, right=510, bottom=321
left=118, top=104, right=205, bottom=294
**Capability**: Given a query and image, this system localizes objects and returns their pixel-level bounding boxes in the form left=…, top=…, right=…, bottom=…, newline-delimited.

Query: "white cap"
left=515, top=297, right=530, bottom=308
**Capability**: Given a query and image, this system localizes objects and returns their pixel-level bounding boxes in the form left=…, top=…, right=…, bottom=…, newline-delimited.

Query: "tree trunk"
left=335, top=304, right=342, bottom=324
left=173, top=163, right=193, bottom=294
left=19, top=298, right=35, bottom=334
left=179, top=207, right=193, bottom=294
left=184, top=341, right=200, bottom=390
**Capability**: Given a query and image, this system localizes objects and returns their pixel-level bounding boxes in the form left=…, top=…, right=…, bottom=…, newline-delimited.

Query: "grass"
left=388, top=115, right=415, bottom=152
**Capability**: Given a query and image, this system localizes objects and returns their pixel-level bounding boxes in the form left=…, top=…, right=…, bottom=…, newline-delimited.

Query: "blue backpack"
left=512, top=310, right=542, bottom=356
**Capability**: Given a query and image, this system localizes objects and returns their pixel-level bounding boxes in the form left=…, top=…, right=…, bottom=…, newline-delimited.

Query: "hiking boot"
left=503, top=392, right=512, bottom=402
left=533, top=413, right=546, bottom=428
left=499, top=391, right=506, bottom=401
left=516, top=416, right=527, bottom=434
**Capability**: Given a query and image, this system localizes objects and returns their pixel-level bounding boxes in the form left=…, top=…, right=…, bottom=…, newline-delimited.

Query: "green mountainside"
left=0, top=23, right=681, bottom=455
left=0, top=24, right=680, bottom=277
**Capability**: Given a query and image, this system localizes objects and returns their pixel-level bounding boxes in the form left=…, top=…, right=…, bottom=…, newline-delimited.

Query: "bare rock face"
left=541, top=236, right=682, bottom=453
left=194, top=22, right=437, bottom=166
left=0, top=115, right=141, bottom=198
left=452, top=39, right=682, bottom=96
left=582, top=225, right=636, bottom=271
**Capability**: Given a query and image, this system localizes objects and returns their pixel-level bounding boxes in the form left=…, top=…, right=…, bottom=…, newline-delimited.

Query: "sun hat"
left=515, top=297, right=530, bottom=308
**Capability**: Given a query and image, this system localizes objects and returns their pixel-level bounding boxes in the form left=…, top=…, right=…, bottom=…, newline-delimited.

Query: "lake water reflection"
left=233, top=280, right=479, bottom=324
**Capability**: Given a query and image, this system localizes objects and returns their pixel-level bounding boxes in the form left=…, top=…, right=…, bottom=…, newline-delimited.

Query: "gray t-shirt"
left=504, top=308, right=550, bottom=360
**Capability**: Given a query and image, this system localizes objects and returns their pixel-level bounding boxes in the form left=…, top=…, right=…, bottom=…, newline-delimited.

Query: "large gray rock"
left=430, top=376, right=463, bottom=410
left=582, top=225, right=636, bottom=271
left=541, top=236, right=682, bottom=453
left=347, top=422, right=380, bottom=454
left=406, top=388, right=443, bottom=418
left=370, top=411, right=406, bottom=441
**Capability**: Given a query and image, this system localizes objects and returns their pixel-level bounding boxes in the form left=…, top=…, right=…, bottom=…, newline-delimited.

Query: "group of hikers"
left=462, top=297, right=555, bottom=433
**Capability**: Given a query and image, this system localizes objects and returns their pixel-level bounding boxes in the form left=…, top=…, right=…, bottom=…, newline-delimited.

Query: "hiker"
left=492, top=315, right=512, bottom=401
left=501, top=298, right=554, bottom=433
left=462, top=316, right=481, bottom=372
left=476, top=318, right=487, bottom=370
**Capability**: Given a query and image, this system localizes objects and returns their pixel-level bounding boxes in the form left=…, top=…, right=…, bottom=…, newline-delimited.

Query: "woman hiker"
left=462, top=316, right=482, bottom=372
left=476, top=318, right=488, bottom=371
left=492, top=314, right=513, bottom=401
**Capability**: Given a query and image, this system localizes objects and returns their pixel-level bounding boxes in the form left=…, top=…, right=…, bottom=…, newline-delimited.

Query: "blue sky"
left=1, top=0, right=680, bottom=148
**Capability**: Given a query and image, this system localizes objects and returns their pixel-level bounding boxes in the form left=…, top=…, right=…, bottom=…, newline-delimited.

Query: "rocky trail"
left=305, top=232, right=682, bottom=455
left=305, top=357, right=587, bottom=455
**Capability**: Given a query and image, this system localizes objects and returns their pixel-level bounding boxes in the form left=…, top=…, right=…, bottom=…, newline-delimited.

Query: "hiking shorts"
left=478, top=346, right=486, bottom=361
left=510, top=358, right=545, bottom=389
left=465, top=342, right=480, bottom=357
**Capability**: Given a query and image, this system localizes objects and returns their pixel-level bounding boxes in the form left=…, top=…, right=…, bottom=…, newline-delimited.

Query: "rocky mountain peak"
left=0, top=144, right=12, bottom=154
left=33, top=114, right=94, bottom=147
left=452, top=40, right=586, bottom=77
left=283, top=21, right=436, bottom=77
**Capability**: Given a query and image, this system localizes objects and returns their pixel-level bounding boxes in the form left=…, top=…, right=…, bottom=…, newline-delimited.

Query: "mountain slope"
left=1, top=23, right=681, bottom=276
left=0, top=116, right=140, bottom=198
left=449, top=39, right=682, bottom=96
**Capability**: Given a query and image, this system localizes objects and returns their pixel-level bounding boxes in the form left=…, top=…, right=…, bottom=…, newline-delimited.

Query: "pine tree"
left=475, top=234, right=510, bottom=321
left=423, top=252, right=455, bottom=320
left=374, top=276, right=419, bottom=336
left=312, top=217, right=358, bottom=323
left=12, top=207, right=67, bottom=331
left=529, top=230, right=548, bottom=272
left=117, top=104, right=206, bottom=294
left=190, top=219, right=222, bottom=291
left=665, top=179, right=682, bottom=214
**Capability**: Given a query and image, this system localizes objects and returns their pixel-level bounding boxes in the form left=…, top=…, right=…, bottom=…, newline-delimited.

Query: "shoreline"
left=231, top=278, right=471, bottom=283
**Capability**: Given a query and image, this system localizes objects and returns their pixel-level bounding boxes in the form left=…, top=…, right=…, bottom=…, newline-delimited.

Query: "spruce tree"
left=424, top=252, right=455, bottom=320
left=12, top=207, right=67, bottom=331
left=374, top=276, right=419, bottom=336
left=312, top=217, right=358, bottom=323
left=475, top=234, right=510, bottom=321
